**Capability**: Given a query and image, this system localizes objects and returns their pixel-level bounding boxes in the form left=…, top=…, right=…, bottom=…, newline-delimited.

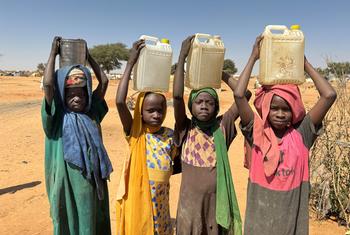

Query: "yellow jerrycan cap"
left=290, top=25, right=301, bottom=30
left=161, top=38, right=170, bottom=44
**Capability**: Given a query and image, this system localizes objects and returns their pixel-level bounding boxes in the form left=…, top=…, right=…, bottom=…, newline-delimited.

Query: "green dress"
left=41, top=95, right=111, bottom=235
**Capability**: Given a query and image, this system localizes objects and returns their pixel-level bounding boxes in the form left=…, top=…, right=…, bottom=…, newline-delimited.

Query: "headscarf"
left=65, top=68, right=87, bottom=87
left=253, top=84, right=306, bottom=176
left=56, top=64, right=113, bottom=200
left=189, top=88, right=242, bottom=234
left=116, top=92, right=166, bottom=235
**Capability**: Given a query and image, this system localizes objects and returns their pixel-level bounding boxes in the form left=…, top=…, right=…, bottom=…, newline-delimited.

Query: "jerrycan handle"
left=139, top=35, right=160, bottom=45
left=194, top=33, right=213, bottom=44
left=264, top=25, right=289, bottom=35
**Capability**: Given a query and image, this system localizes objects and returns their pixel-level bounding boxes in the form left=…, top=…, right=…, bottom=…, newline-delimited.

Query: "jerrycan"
left=133, top=35, right=173, bottom=92
left=185, top=33, right=225, bottom=90
left=259, top=25, right=305, bottom=85
left=59, top=38, right=87, bottom=68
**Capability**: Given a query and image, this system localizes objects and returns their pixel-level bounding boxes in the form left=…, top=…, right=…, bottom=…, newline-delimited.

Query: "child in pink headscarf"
left=234, top=36, right=337, bottom=235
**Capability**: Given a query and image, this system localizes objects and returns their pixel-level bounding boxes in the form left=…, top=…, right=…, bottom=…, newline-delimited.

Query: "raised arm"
left=234, top=36, right=262, bottom=126
left=43, top=36, right=61, bottom=106
left=116, top=39, right=145, bottom=134
left=304, top=57, right=337, bottom=126
left=87, top=47, right=108, bottom=100
left=222, top=71, right=252, bottom=121
left=173, top=35, right=194, bottom=129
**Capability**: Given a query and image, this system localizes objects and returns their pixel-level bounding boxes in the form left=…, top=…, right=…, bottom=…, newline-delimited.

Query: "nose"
left=153, top=112, right=162, bottom=120
left=200, top=103, right=208, bottom=110
left=73, top=96, right=81, bottom=102
left=276, top=109, right=285, bottom=118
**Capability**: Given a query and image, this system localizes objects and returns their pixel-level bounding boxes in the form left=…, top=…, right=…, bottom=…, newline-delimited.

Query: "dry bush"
left=310, top=75, right=350, bottom=228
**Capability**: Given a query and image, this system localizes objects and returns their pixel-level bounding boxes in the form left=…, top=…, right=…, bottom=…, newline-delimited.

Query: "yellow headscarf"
left=116, top=92, right=166, bottom=235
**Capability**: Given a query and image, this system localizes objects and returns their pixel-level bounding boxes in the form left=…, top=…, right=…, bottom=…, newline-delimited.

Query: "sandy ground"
left=0, top=76, right=346, bottom=235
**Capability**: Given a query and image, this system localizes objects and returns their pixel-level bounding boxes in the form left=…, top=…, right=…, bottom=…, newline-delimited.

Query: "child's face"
left=142, top=93, right=166, bottom=127
left=191, top=92, right=216, bottom=122
left=65, top=87, right=88, bottom=113
left=268, top=95, right=292, bottom=131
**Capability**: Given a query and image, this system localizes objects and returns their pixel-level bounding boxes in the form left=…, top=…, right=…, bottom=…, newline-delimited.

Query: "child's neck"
left=273, top=128, right=288, bottom=140
left=144, top=124, right=162, bottom=134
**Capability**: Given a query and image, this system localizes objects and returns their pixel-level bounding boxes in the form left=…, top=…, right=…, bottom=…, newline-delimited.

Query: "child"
left=173, top=35, right=246, bottom=234
left=116, top=39, right=176, bottom=235
left=234, top=36, right=337, bottom=235
left=41, top=37, right=113, bottom=234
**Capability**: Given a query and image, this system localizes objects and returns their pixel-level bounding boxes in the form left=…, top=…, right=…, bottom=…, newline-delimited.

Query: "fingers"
left=255, top=34, right=263, bottom=45
left=132, top=39, right=145, bottom=54
left=53, top=36, right=62, bottom=43
left=183, top=35, right=195, bottom=45
left=186, top=35, right=195, bottom=42
left=133, top=39, right=145, bottom=48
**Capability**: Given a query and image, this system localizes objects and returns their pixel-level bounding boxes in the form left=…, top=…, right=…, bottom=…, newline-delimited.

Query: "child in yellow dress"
left=115, top=39, right=176, bottom=235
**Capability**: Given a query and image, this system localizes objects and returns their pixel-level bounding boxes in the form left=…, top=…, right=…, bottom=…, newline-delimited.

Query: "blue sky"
left=0, top=0, right=349, bottom=74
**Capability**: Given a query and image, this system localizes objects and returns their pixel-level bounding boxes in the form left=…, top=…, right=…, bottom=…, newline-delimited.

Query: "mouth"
left=198, top=112, right=210, bottom=117
left=272, top=120, right=288, bottom=127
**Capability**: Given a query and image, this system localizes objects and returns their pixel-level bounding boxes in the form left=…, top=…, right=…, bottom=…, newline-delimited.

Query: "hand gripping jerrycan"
left=185, top=33, right=225, bottom=90
left=259, top=25, right=305, bottom=85
left=133, top=35, right=173, bottom=92
left=59, top=38, right=87, bottom=68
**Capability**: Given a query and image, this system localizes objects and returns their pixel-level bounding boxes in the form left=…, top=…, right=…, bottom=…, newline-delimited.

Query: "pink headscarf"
left=253, top=84, right=306, bottom=176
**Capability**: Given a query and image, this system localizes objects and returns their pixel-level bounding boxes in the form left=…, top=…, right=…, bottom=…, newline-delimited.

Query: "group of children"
left=42, top=35, right=337, bottom=235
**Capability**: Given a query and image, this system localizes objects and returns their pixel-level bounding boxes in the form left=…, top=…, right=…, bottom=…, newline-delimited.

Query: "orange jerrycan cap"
left=161, top=38, right=170, bottom=44
left=290, top=25, right=301, bottom=30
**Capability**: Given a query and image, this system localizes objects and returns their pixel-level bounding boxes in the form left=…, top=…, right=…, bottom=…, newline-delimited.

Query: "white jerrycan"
left=133, top=35, right=173, bottom=92
left=185, top=33, right=225, bottom=90
left=259, top=25, right=305, bottom=85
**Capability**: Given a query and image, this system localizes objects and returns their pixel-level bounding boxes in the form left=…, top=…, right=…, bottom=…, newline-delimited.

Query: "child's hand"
left=86, top=43, right=91, bottom=61
left=51, top=36, right=61, bottom=55
left=304, top=55, right=310, bottom=66
left=128, top=39, right=145, bottom=65
left=251, top=35, right=263, bottom=61
left=179, top=35, right=195, bottom=59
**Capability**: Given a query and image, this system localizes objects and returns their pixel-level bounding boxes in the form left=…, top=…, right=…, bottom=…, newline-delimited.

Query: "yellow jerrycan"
left=133, top=35, right=173, bottom=92
left=185, top=33, right=225, bottom=89
left=259, top=25, right=305, bottom=85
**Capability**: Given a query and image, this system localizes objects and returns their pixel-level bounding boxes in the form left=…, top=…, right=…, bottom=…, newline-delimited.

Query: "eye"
left=282, top=106, right=291, bottom=112
left=208, top=101, right=215, bottom=106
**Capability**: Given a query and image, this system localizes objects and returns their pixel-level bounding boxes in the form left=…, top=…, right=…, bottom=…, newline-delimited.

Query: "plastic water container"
left=133, top=35, right=173, bottom=92
left=59, top=39, right=87, bottom=68
left=185, top=33, right=225, bottom=90
left=259, top=25, right=305, bottom=85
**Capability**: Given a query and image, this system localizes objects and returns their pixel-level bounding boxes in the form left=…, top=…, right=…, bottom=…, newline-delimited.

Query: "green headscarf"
left=188, top=88, right=242, bottom=234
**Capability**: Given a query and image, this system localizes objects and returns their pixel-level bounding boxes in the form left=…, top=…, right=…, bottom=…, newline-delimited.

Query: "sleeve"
left=296, top=114, right=324, bottom=150
left=89, top=93, right=109, bottom=124
left=239, top=119, right=254, bottom=147
left=220, top=107, right=238, bottom=148
left=41, top=98, right=61, bottom=138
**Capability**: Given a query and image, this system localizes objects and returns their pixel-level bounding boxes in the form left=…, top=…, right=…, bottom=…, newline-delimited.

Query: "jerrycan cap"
left=290, top=25, right=301, bottom=30
left=161, top=38, right=170, bottom=44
